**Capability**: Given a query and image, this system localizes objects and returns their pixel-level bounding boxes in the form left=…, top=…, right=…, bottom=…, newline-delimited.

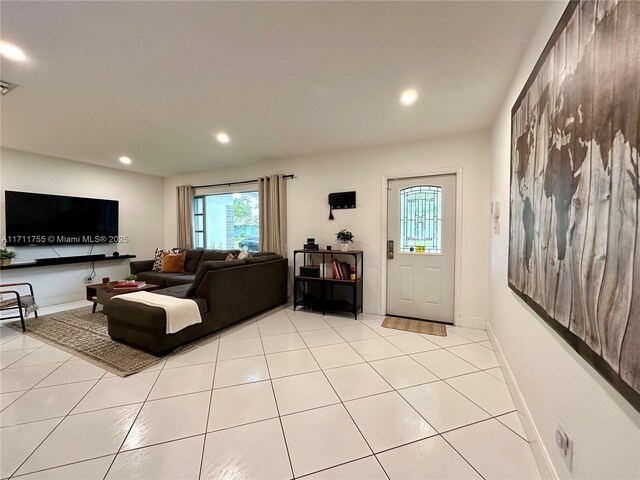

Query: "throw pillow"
left=238, top=250, right=253, bottom=260
left=161, top=251, right=186, bottom=273
left=225, top=252, right=235, bottom=261
left=152, top=248, right=176, bottom=271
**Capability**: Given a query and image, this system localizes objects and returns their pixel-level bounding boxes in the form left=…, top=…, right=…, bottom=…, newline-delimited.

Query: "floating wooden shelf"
left=0, top=254, right=136, bottom=270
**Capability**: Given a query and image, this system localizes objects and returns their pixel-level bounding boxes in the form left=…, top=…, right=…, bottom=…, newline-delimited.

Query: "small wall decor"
left=509, top=0, right=640, bottom=411
left=328, top=191, right=356, bottom=220
left=328, top=191, right=356, bottom=209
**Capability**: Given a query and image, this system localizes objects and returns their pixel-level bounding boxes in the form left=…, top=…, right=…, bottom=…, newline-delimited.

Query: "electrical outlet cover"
left=556, top=422, right=573, bottom=472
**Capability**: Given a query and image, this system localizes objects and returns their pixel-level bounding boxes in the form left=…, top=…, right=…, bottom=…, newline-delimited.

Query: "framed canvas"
left=509, top=0, right=639, bottom=411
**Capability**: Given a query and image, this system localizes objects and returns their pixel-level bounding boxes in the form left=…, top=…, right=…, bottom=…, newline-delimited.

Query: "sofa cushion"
left=136, top=271, right=171, bottom=287
left=130, top=260, right=155, bottom=276
left=155, top=285, right=208, bottom=314
left=187, top=259, right=247, bottom=298
left=163, top=273, right=195, bottom=287
left=245, top=254, right=283, bottom=264
left=135, top=271, right=194, bottom=288
left=183, top=249, right=204, bottom=272
left=199, top=250, right=240, bottom=264
left=251, top=252, right=277, bottom=257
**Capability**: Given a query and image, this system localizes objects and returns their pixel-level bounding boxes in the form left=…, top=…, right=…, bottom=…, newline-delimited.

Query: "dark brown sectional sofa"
left=103, top=249, right=288, bottom=355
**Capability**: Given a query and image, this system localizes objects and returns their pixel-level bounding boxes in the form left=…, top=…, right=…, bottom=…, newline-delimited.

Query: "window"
left=193, top=197, right=205, bottom=248
left=193, top=191, right=259, bottom=251
left=400, top=185, right=442, bottom=253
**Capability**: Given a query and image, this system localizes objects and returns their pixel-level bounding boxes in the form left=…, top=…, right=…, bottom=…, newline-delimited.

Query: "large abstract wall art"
left=509, top=0, right=639, bottom=411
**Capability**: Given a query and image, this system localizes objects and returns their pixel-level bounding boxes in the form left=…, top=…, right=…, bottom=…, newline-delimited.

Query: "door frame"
left=380, top=167, right=463, bottom=325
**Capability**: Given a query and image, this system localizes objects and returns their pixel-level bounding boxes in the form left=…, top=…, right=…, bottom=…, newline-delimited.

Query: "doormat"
left=5, top=306, right=216, bottom=377
left=382, top=316, right=447, bottom=337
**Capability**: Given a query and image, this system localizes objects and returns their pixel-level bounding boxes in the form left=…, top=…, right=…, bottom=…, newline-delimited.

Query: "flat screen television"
left=4, top=191, right=119, bottom=245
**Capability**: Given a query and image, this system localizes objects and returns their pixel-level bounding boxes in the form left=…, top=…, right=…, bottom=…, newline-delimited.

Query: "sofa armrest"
left=130, top=260, right=155, bottom=275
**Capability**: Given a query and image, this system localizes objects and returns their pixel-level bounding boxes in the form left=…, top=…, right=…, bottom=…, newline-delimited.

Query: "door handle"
left=387, top=240, right=394, bottom=259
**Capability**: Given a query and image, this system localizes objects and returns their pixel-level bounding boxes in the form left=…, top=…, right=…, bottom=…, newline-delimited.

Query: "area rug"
left=382, top=316, right=447, bottom=336
left=6, top=306, right=214, bottom=377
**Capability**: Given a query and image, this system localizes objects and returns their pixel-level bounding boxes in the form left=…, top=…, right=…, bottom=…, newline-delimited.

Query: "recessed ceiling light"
left=0, top=41, right=26, bottom=62
left=216, top=132, right=230, bottom=144
left=400, top=88, right=418, bottom=106
left=119, top=156, right=132, bottom=165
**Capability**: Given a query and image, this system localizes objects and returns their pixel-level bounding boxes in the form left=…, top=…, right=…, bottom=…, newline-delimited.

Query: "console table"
left=293, top=249, right=363, bottom=319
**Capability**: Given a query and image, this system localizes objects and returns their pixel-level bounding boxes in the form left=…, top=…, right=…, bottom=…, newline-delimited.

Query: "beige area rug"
left=382, top=316, right=447, bottom=336
left=7, top=306, right=215, bottom=377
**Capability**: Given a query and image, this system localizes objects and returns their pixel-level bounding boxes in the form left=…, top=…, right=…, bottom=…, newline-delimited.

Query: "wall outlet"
left=555, top=422, right=573, bottom=473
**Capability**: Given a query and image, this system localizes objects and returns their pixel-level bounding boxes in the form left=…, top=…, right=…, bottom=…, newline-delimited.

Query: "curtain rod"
left=193, top=174, right=295, bottom=189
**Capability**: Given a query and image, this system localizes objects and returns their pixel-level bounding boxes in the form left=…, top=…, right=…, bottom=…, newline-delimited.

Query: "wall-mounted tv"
left=4, top=191, right=119, bottom=245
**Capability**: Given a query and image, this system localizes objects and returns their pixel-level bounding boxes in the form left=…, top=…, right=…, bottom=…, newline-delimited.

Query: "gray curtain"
left=258, top=175, right=288, bottom=256
left=176, top=185, right=194, bottom=249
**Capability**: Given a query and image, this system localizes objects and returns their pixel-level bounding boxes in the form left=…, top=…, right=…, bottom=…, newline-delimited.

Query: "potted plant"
left=336, top=229, right=354, bottom=251
left=0, top=248, right=17, bottom=266
left=124, top=274, right=137, bottom=283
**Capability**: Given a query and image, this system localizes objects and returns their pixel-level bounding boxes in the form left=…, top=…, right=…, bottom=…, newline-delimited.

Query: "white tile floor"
left=0, top=302, right=541, bottom=479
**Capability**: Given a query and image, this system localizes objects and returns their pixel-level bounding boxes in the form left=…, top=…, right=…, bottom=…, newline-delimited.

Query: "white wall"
left=164, top=130, right=491, bottom=323
left=0, top=148, right=164, bottom=306
left=489, top=2, right=640, bottom=479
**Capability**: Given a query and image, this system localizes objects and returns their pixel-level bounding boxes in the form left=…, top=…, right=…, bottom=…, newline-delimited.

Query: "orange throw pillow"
left=161, top=251, right=186, bottom=273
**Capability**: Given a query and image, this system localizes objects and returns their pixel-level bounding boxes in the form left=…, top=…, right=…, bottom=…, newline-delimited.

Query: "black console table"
left=0, top=254, right=136, bottom=270
left=293, top=249, right=363, bottom=319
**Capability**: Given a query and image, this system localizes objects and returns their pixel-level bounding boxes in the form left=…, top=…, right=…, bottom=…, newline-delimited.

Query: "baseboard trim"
left=363, top=304, right=381, bottom=316
left=486, top=320, right=558, bottom=480
left=457, top=315, right=486, bottom=329
left=37, top=292, right=86, bottom=308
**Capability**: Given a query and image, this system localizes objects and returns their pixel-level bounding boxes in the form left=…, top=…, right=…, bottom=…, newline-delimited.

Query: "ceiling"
left=1, top=1, right=551, bottom=176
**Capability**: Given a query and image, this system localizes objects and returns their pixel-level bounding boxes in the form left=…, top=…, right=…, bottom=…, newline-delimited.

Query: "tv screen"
left=4, top=191, right=119, bottom=245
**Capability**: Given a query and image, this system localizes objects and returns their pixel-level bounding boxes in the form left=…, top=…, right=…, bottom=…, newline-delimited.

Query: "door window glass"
left=400, top=186, right=442, bottom=253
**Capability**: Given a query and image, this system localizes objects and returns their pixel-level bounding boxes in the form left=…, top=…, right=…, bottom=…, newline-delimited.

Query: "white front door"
left=386, top=174, right=456, bottom=323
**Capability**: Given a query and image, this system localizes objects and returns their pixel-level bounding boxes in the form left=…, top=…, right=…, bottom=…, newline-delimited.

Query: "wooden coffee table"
left=86, top=282, right=161, bottom=313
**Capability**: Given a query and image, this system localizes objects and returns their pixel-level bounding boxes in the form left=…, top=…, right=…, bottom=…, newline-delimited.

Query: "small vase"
left=0, top=259, right=11, bottom=266
left=340, top=243, right=350, bottom=252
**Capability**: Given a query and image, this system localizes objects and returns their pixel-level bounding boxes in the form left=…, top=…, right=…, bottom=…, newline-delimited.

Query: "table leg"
left=92, top=302, right=97, bottom=314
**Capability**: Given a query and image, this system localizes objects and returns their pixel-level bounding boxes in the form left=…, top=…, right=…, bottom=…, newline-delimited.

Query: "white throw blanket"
left=115, top=291, right=202, bottom=334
